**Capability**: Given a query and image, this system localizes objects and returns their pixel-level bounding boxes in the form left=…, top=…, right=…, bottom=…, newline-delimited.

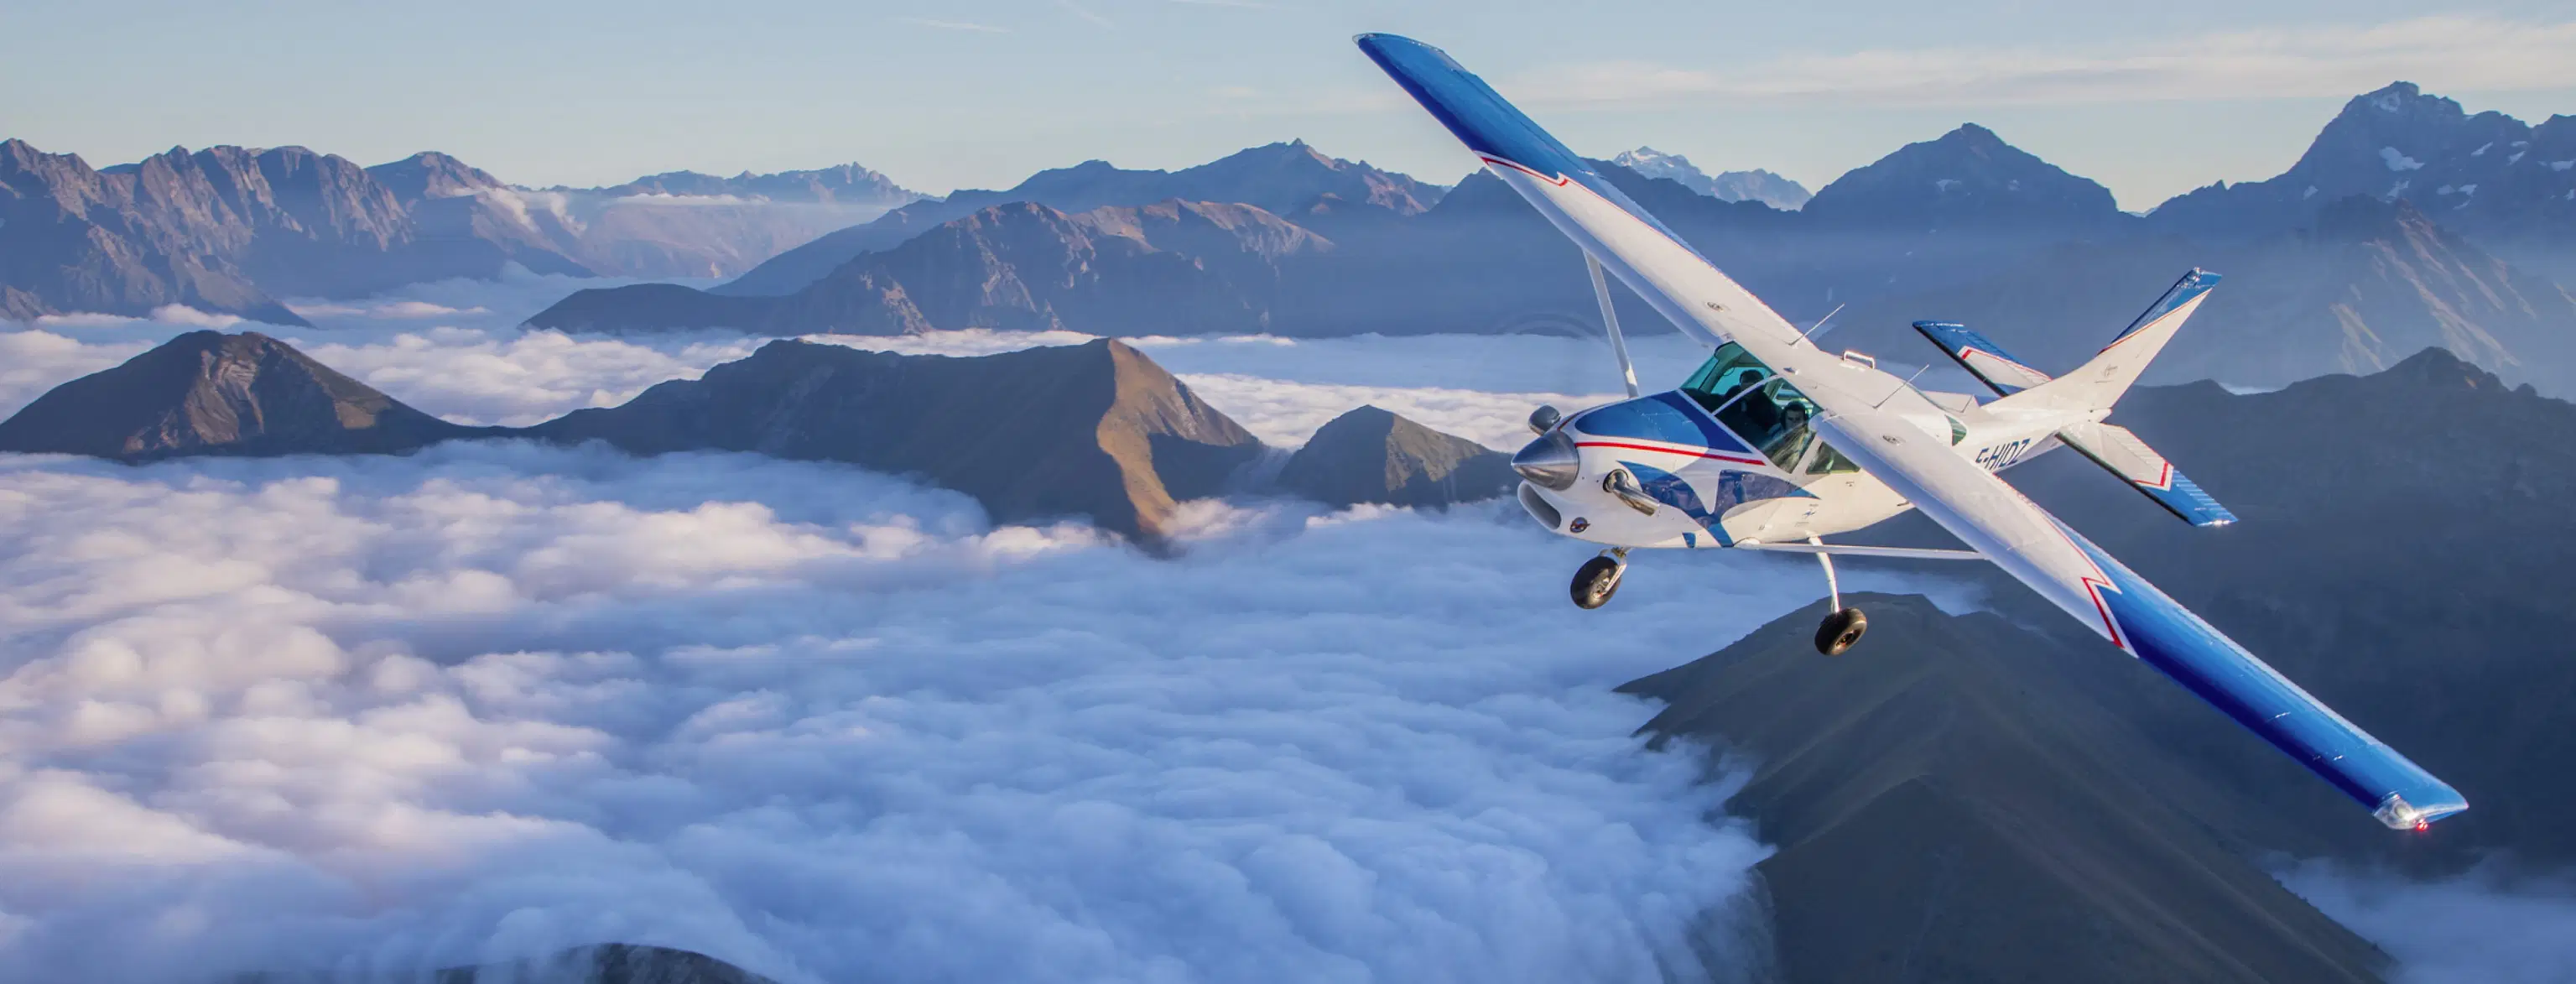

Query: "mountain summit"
left=1803, top=123, right=2124, bottom=230
left=1610, top=148, right=1811, bottom=210
left=2147, top=81, right=2576, bottom=259
left=0, top=331, right=473, bottom=458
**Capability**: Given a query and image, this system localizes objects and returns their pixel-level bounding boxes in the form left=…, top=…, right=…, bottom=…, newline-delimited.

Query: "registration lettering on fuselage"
left=1975, top=439, right=2036, bottom=471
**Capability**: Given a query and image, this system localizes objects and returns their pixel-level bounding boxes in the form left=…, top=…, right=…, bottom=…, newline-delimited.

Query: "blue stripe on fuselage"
left=1353, top=33, right=1704, bottom=259
left=1571, top=392, right=1756, bottom=456
left=2063, top=524, right=2466, bottom=823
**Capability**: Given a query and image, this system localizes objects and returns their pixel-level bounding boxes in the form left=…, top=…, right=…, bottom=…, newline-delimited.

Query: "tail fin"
left=1920, top=269, right=2233, bottom=528
left=2001, top=268, right=2222, bottom=413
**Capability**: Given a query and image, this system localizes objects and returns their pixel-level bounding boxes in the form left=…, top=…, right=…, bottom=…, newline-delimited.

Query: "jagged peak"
left=2329, top=81, right=2469, bottom=127
left=1940, top=122, right=2006, bottom=146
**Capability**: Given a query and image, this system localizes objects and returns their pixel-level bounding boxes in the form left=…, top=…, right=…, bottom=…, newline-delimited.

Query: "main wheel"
left=1815, top=607, right=1868, bottom=655
left=1570, top=556, right=1624, bottom=610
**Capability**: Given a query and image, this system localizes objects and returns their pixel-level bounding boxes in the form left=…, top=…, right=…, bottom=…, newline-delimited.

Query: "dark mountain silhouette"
left=238, top=943, right=776, bottom=984
left=0, top=331, right=478, bottom=458
left=712, top=140, right=1440, bottom=296
left=1626, top=593, right=2389, bottom=984
left=528, top=199, right=1331, bottom=336
left=533, top=338, right=1262, bottom=540
left=1615, top=350, right=2576, bottom=980
left=1959, top=347, right=2576, bottom=869
left=1274, top=405, right=1513, bottom=508
left=1836, top=195, right=2576, bottom=393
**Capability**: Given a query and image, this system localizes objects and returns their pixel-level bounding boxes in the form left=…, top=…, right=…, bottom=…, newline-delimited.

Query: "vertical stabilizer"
left=1993, top=268, right=2221, bottom=414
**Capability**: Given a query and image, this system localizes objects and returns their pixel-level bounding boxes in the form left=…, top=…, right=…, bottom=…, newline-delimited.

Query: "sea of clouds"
left=0, top=275, right=1816, bottom=984
left=4, top=272, right=2569, bottom=983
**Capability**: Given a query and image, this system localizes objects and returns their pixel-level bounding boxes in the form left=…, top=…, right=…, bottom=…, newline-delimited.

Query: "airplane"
left=1354, top=33, right=2468, bottom=833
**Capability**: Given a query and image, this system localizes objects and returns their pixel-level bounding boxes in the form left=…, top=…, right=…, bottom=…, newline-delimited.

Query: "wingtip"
left=2376, top=790, right=2469, bottom=830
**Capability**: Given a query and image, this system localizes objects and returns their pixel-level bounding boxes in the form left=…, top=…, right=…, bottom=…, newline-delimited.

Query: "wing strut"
left=1585, top=253, right=1641, bottom=398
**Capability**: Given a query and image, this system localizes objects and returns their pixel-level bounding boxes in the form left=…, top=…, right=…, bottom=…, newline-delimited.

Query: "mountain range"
left=2148, top=83, right=2576, bottom=280
left=0, top=138, right=922, bottom=322
left=0, top=331, right=1506, bottom=539
left=707, top=139, right=1442, bottom=298
left=519, top=81, right=2576, bottom=395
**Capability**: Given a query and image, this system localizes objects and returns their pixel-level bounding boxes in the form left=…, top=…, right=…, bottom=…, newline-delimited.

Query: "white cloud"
left=0, top=441, right=1858, bottom=983
left=147, top=305, right=246, bottom=329
left=2280, top=862, right=2576, bottom=984
left=1511, top=16, right=2576, bottom=109
left=287, top=300, right=492, bottom=320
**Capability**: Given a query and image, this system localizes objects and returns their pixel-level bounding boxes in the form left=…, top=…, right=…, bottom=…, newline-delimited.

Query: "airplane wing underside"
left=1355, top=31, right=2466, bottom=830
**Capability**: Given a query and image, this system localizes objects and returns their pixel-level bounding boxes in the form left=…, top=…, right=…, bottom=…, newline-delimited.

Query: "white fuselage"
left=1516, top=372, right=2090, bottom=550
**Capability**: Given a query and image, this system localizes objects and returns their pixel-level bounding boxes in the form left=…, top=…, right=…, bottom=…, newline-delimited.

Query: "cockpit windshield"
left=1680, top=343, right=1822, bottom=471
left=1680, top=343, right=1771, bottom=414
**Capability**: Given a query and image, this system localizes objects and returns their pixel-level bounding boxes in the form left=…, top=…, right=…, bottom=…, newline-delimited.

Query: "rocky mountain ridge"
left=0, top=331, right=1501, bottom=538
left=711, top=140, right=1441, bottom=297
left=0, top=138, right=927, bottom=320
left=529, top=197, right=1333, bottom=335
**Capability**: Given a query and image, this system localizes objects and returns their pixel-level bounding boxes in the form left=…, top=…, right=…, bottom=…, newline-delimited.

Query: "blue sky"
left=7, top=0, right=2574, bottom=210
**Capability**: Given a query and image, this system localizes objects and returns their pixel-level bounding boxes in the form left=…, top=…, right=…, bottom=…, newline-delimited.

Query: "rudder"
left=1998, top=268, right=2221, bottom=414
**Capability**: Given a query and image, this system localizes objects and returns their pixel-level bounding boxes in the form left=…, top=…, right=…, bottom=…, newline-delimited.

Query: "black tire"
left=1570, top=556, right=1624, bottom=610
left=1815, top=607, right=1868, bottom=655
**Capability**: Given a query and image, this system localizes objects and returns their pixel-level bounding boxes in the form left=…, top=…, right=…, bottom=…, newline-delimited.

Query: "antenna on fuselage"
left=1799, top=304, right=1846, bottom=346
left=1585, top=253, right=1642, bottom=398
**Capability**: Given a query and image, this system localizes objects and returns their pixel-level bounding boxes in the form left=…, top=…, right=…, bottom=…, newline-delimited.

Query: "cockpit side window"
left=1680, top=342, right=1772, bottom=413
left=1805, top=440, right=1860, bottom=475
left=1715, top=377, right=1820, bottom=471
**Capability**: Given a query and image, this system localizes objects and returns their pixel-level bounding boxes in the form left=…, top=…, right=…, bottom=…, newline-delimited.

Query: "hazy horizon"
left=8, top=1, right=2576, bottom=211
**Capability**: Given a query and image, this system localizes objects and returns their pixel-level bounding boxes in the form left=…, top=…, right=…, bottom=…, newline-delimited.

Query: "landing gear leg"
left=1571, top=548, right=1628, bottom=610
left=1810, top=536, right=1868, bottom=655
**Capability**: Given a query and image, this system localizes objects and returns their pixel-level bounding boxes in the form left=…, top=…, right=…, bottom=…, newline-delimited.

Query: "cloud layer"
left=0, top=440, right=1836, bottom=983
left=2281, top=862, right=2576, bottom=984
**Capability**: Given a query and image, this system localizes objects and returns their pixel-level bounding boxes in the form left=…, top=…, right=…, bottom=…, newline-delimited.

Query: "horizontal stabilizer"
left=2058, top=421, right=2236, bottom=527
left=1913, top=321, right=2054, bottom=396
